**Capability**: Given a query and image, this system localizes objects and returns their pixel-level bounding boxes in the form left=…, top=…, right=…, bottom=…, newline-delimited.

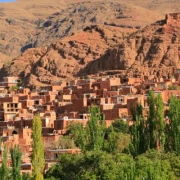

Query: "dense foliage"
left=45, top=92, right=180, bottom=180
left=1, top=91, right=180, bottom=179
left=0, top=144, right=30, bottom=180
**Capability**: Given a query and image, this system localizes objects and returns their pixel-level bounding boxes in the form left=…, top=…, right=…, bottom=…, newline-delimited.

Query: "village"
left=0, top=69, right=180, bottom=174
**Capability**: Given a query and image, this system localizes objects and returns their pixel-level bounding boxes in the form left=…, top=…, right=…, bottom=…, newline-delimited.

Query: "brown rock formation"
left=2, top=25, right=130, bottom=87
left=0, top=0, right=163, bottom=64
left=78, top=13, right=180, bottom=78
left=3, top=13, right=180, bottom=87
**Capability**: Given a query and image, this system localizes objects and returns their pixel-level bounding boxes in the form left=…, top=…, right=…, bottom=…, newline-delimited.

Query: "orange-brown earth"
left=3, top=25, right=133, bottom=87
left=2, top=13, right=180, bottom=87
left=1, top=1, right=180, bottom=86
left=0, top=0, right=165, bottom=63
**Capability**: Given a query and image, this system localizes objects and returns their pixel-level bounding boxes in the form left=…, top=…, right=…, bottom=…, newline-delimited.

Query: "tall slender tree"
left=168, top=96, right=180, bottom=154
left=10, top=145, right=22, bottom=180
left=130, top=103, right=146, bottom=156
left=147, top=90, right=157, bottom=149
left=0, top=146, right=9, bottom=180
left=86, top=106, right=106, bottom=151
left=66, top=122, right=86, bottom=152
left=146, top=91, right=165, bottom=150
left=32, top=115, right=45, bottom=180
left=155, top=94, right=165, bottom=150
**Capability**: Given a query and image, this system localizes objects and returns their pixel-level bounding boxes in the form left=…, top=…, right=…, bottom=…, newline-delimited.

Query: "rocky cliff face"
left=2, top=1, right=180, bottom=86
left=3, top=25, right=130, bottom=87
left=2, top=0, right=180, bottom=64
left=33, top=1, right=162, bottom=48
left=3, top=13, right=180, bottom=87
left=0, top=0, right=66, bottom=64
left=79, top=13, right=180, bottom=78
left=0, top=0, right=162, bottom=65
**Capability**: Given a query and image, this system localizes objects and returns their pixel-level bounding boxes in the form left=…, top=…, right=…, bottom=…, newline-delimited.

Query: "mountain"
left=1, top=0, right=180, bottom=86
left=0, top=0, right=66, bottom=65
left=79, top=13, right=180, bottom=78
left=2, top=25, right=132, bottom=87
left=0, top=0, right=163, bottom=64
left=33, top=1, right=162, bottom=48
left=3, top=13, right=180, bottom=87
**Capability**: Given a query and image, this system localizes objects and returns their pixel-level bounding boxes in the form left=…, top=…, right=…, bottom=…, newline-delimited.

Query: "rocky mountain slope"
left=33, top=1, right=162, bottom=48
left=0, top=0, right=66, bottom=64
left=1, top=1, right=180, bottom=86
left=3, top=25, right=131, bottom=87
left=0, top=0, right=166, bottom=64
left=79, top=13, right=180, bottom=78
left=3, top=13, right=180, bottom=87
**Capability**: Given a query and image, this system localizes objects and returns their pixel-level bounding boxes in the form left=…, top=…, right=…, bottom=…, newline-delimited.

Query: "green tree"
left=66, top=122, right=86, bottom=151
left=32, top=115, right=45, bottom=180
left=111, top=119, right=129, bottom=134
left=155, top=94, right=165, bottom=150
left=168, top=96, right=180, bottom=154
left=146, top=91, right=165, bottom=150
left=147, top=90, right=157, bottom=149
left=22, top=173, right=32, bottom=180
left=10, top=145, right=22, bottom=180
left=0, top=146, right=9, bottom=180
left=86, top=106, right=106, bottom=151
left=45, top=151, right=135, bottom=180
left=67, top=106, right=106, bottom=152
left=105, top=125, right=130, bottom=153
left=129, top=103, right=147, bottom=156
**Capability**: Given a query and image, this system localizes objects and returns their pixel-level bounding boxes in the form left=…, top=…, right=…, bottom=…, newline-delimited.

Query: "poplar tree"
left=168, top=96, right=180, bottom=154
left=130, top=103, right=146, bottom=156
left=32, top=115, right=45, bottom=180
left=147, top=91, right=165, bottom=150
left=66, top=122, right=86, bottom=152
left=147, top=90, right=157, bottom=149
left=155, top=94, right=165, bottom=150
left=10, top=145, right=22, bottom=180
left=1, top=146, right=9, bottom=180
left=86, top=106, right=106, bottom=151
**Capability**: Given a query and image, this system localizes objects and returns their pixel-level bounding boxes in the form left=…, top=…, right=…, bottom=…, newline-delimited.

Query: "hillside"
left=0, top=0, right=66, bottom=64
left=3, top=13, right=180, bottom=87
left=79, top=13, right=180, bottom=78
left=33, top=1, right=162, bottom=48
left=3, top=25, right=131, bottom=87
left=0, top=0, right=163, bottom=64
left=1, top=1, right=180, bottom=86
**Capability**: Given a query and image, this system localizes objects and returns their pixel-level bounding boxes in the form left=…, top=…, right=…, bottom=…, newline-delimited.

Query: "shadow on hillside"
left=76, top=49, right=114, bottom=77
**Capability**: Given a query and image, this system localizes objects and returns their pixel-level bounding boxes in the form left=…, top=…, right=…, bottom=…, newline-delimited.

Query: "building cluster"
left=0, top=72, right=180, bottom=174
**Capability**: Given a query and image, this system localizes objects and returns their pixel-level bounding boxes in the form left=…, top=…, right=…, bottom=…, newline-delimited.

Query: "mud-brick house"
left=99, top=77, right=121, bottom=91
left=103, top=89, right=120, bottom=98
left=0, top=77, right=19, bottom=88
left=54, top=116, right=88, bottom=134
left=121, top=85, right=137, bottom=95
left=40, top=85, right=64, bottom=92
left=40, top=111, right=56, bottom=128
left=0, top=95, right=22, bottom=121
left=161, top=90, right=180, bottom=103
left=102, top=107, right=128, bottom=121
left=1, top=126, right=32, bottom=153
left=57, top=98, right=88, bottom=114
left=0, top=87, right=7, bottom=94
